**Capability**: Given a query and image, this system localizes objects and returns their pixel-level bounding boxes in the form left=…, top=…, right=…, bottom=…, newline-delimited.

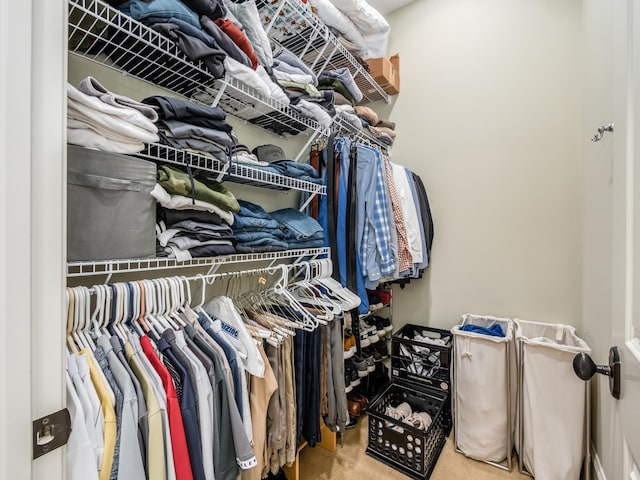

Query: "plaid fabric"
left=360, top=149, right=395, bottom=277
left=383, top=156, right=413, bottom=271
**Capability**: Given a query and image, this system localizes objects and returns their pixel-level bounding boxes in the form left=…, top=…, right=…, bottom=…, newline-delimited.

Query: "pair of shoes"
left=354, top=353, right=375, bottom=374
left=348, top=392, right=369, bottom=412
left=345, top=418, right=359, bottom=429
left=343, top=332, right=356, bottom=359
left=404, top=412, right=433, bottom=431
left=385, top=401, right=412, bottom=421
left=362, top=342, right=389, bottom=362
left=346, top=358, right=369, bottom=380
left=348, top=397, right=363, bottom=417
left=359, top=321, right=379, bottom=346
left=366, top=315, right=393, bottom=336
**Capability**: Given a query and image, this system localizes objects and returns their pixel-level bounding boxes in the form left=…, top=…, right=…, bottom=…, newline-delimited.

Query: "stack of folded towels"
left=151, top=164, right=240, bottom=259
left=67, top=76, right=159, bottom=154
left=142, top=95, right=235, bottom=161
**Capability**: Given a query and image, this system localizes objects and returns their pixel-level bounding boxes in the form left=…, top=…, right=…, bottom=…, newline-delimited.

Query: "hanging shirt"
left=68, top=353, right=104, bottom=469
left=66, top=372, right=100, bottom=480
left=123, top=340, right=168, bottom=480
left=140, top=334, right=195, bottom=480
left=110, top=335, right=148, bottom=470
left=174, top=329, right=216, bottom=480
left=82, top=348, right=117, bottom=480
left=97, top=335, right=146, bottom=480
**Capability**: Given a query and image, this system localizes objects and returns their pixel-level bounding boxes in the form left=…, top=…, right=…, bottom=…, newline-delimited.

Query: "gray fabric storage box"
left=67, top=145, right=157, bottom=261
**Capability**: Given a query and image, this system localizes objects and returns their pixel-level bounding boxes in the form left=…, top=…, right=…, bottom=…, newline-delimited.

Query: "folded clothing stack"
left=246, top=144, right=324, bottom=184
left=269, top=208, right=325, bottom=249
left=232, top=201, right=325, bottom=253
left=151, top=164, right=241, bottom=259
left=142, top=95, right=235, bottom=161
left=318, top=67, right=363, bottom=105
left=334, top=104, right=397, bottom=145
left=156, top=206, right=237, bottom=260
left=112, top=0, right=291, bottom=114
left=67, top=77, right=159, bottom=154
left=232, top=200, right=288, bottom=253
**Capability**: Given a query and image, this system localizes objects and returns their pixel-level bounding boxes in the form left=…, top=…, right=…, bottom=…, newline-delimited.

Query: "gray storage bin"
left=67, top=145, right=157, bottom=261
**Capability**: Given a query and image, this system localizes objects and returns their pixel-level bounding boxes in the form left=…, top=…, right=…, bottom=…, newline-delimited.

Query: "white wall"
left=380, top=0, right=584, bottom=331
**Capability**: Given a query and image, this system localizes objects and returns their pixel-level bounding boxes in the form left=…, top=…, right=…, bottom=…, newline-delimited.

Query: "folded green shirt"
left=158, top=165, right=240, bottom=212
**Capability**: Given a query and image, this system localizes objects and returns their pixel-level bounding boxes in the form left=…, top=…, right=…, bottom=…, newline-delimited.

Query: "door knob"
left=572, top=347, right=621, bottom=399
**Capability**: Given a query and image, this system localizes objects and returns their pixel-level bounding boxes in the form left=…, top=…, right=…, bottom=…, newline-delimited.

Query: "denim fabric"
left=286, top=237, right=325, bottom=249
left=242, top=161, right=322, bottom=184
left=234, top=230, right=285, bottom=242
left=334, top=138, right=369, bottom=314
left=270, top=208, right=323, bottom=240
left=119, top=0, right=201, bottom=28
left=237, top=237, right=288, bottom=249
left=235, top=245, right=287, bottom=254
left=232, top=201, right=281, bottom=230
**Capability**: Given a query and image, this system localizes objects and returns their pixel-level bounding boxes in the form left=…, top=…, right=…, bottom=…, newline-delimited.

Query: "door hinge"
left=32, top=408, right=71, bottom=459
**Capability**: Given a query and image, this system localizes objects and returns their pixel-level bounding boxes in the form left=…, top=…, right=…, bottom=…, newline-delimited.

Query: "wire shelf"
left=136, top=143, right=326, bottom=194
left=67, top=247, right=330, bottom=277
left=257, top=0, right=390, bottom=105
left=331, top=116, right=391, bottom=152
left=68, top=0, right=322, bottom=136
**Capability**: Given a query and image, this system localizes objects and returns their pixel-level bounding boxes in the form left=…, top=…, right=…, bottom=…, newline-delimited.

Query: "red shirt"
left=215, top=18, right=259, bottom=70
left=140, top=335, right=194, bottom=480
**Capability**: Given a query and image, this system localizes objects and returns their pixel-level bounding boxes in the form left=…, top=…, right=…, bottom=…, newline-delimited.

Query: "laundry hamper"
left=451, top=314, right=516, bottom=471
left=515, top=319, right=591, bottom=480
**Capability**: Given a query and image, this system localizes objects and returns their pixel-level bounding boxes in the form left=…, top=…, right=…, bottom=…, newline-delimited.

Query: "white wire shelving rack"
left=67, top=247, right=330, bottom=282
left=331, top=116, right=391, bottom=153
left=68, top=0, right=322, bottom=137
left=136, top=143, right=326, bottom=196
left=257, top=0, right=390, bottom=105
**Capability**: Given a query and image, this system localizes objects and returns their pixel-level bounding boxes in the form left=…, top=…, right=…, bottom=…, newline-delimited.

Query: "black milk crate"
left=366, top=381, right=447, bottom=480
left=391, top=325, right=453, bottom=436
left=391, top=325, right=452, bottom=391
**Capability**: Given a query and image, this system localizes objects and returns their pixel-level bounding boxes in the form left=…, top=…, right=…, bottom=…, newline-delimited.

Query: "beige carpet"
left=299, top=414, right=529, bottom=480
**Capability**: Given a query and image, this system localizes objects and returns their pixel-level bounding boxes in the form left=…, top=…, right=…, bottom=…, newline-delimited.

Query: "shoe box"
left=390, top=324, right=452, bottom=436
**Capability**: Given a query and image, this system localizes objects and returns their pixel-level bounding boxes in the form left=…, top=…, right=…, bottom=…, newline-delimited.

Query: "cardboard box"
left=366, top=53, right=400, bottom=95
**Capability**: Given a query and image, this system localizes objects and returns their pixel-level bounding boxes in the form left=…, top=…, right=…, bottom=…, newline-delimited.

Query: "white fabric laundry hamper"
left=452, top=314, right=516, bottom=469
left=514, top=319, right=591, bottom=480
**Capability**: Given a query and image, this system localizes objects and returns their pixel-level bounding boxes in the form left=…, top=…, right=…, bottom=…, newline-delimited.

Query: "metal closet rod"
left=81, top=260, right=318, bottom=294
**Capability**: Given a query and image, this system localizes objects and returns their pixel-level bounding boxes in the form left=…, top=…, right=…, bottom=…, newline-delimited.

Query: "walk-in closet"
left=3, top=0, right=640, bottom=479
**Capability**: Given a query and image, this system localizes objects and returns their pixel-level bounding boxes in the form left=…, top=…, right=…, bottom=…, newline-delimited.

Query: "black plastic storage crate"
left=391, top=324, right=452, bottom=435
left=366, top=381, right=447, bottom=480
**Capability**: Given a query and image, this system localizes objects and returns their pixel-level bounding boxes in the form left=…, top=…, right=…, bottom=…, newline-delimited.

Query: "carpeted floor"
left=299, top=414, right=529, bottom=480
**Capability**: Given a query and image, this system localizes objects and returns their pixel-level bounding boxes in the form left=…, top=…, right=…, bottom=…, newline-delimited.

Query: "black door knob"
left=572, top=347, right=621, bottom=399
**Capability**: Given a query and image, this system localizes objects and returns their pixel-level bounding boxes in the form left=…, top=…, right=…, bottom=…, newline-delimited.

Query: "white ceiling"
left=366, top=0, right=416, bottom=15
